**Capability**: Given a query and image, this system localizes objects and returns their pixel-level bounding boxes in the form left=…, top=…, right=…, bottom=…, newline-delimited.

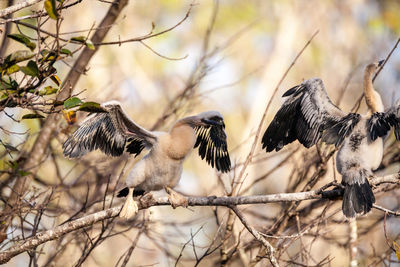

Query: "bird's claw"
left=165, top=186, right=188, bottom=209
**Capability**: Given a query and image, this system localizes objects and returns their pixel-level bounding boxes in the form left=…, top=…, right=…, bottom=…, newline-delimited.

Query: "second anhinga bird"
left=261, top=60, right=399, bottom=218
left=63, top=101, right=231, bottom=219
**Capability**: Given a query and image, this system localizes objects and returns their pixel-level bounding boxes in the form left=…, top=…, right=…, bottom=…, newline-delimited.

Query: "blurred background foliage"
left=1, top=0, right=400, bottom=266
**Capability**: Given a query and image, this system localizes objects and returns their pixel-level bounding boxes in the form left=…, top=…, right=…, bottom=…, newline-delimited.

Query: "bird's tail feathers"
left=342, top=169, right=375, bottom=218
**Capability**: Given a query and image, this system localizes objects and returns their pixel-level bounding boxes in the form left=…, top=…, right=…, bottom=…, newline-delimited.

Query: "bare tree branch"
left=230, top=206, right=279, bottom=267
left=0, top=0, right=43, bottom=18
left=1, top=172, right=398, bottom=264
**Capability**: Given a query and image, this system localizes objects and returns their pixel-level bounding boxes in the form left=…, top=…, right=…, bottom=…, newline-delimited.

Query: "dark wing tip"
left=368, top=112, right=391, bottom=141
left=195, top=125, right=231, bottom=173
left=126, top=138, right=146, bottom=157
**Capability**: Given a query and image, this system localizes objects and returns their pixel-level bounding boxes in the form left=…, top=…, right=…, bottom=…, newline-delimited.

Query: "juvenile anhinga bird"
left=63, top=101, right=231, bottom=219
left=261, top=61, right=399, bottom=218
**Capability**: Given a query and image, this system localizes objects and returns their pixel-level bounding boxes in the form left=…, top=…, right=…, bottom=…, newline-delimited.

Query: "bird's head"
left=365, top=60, right=384, bottom=74
left=198, top=111, right=225, bottom=128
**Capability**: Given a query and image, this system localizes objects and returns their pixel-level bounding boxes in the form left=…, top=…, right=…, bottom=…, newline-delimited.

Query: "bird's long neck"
left=161, top=122, right=197, bottom=160
left=364, top=65, right=384, bottom=113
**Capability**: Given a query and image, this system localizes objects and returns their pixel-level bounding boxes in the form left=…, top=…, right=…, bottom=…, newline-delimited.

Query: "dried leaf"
left=62, top=110, right=77, bottom=125
left=394, top=241, right=400, bottom=260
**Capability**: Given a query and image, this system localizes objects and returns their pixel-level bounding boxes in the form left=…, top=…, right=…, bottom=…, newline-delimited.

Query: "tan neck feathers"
left=363, top=64, right=383, bottom=113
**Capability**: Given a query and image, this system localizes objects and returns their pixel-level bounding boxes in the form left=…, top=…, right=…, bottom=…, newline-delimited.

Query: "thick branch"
left=1, top=172, right=399, bottom=263
left=0, top=0, right=43, bottom=18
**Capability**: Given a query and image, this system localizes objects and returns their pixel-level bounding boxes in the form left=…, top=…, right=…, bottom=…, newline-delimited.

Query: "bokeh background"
left=2, top=0, right=400, bottom=266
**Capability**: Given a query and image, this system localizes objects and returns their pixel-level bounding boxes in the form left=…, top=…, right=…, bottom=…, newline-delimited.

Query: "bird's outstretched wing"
left=194, top=123, right=231, bottom=173
left=63, top=101, right=157, bottom=158
left=262, top=78, right=360, bottom=152
left=368, top=99, right=400, bottom=141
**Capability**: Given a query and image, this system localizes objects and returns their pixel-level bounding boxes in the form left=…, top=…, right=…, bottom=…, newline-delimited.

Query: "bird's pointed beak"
left=378, top=60, right=384, bottom=67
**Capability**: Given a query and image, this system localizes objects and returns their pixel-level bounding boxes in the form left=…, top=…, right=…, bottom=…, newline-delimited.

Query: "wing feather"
left=63, top=101, right=156, bottom=158
left=194, top=124, right=231, bottom=173
left=368, top=99, right=400, bottom=140
left=262, top=78, right=355, bottom=152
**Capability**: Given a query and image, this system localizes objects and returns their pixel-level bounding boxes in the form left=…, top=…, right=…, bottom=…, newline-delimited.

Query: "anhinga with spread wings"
left=261, top=61, right=399, bottom=218
left=63, top=101, right=231, bottom=219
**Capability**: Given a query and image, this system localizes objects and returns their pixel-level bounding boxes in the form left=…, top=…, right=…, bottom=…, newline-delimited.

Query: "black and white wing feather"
left=63, top=101, right=157, bottom=158
left=262, top=78, right=360, bottom=152
left=194, top=124, right=231, bottom=173
left=368, top=99, right=400, bottom=141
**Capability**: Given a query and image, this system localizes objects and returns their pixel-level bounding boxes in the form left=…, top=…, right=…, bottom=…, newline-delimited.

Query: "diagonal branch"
left=230, top=206, right=279, bottom=267
left=0, top=0, right=43, bottom=18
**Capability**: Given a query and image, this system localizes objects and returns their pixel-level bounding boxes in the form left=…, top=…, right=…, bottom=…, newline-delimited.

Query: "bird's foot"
left=165, top=186, right=188, bottom=209
left=119, top=188, right=139, bottom=219
left=139, top=192, right=155, bottom=207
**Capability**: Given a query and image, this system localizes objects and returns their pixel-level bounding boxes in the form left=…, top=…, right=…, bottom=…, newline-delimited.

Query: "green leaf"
left=78, top=102, right=107, bottom=113
left=8, top=160, right=18, bottom=170
left=44, top=0, right=58, bottom=20
left=20, top=60, right=39, bottom=77
left=6, top=64, right=19, bottom=75
left=22, top=113, right=45, bottom=119
left=18, top=170, right=31, bottom=176
left=8, top=34, right=36, bottom=51
left=85, top=40, right=95, bottom=50
left=71, top=36, right=86, bottom=43
left=6, top=50, right=35, bottom=64
left=60, top=48, right=72, bottom=57
left=64, top=97, right=82, bottom=109
left=39, top=86, right=58, bottom=95
left=0, top=77, right=19, bottom=90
